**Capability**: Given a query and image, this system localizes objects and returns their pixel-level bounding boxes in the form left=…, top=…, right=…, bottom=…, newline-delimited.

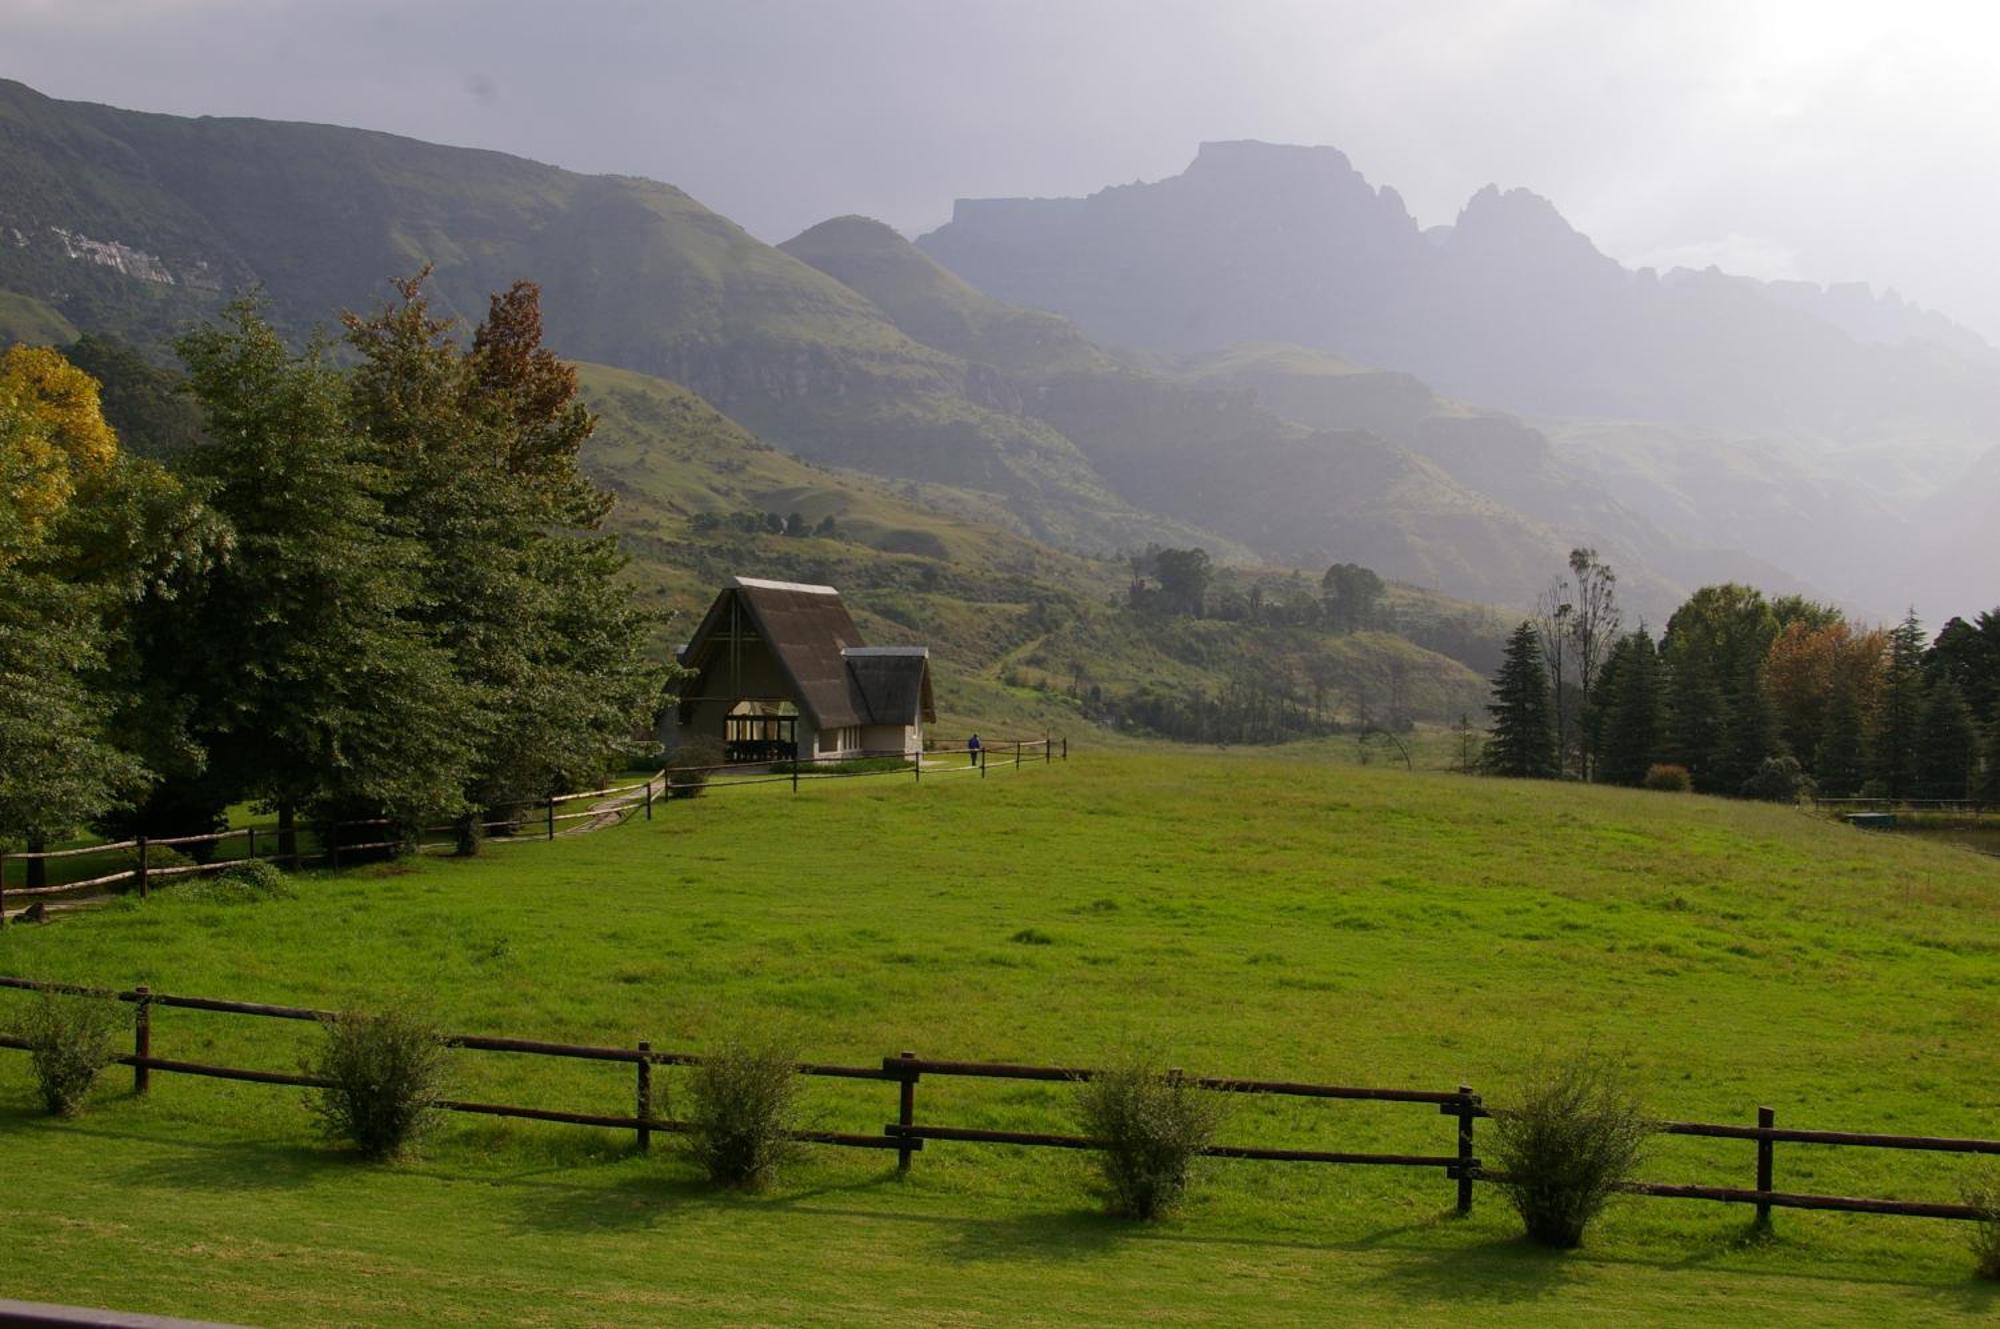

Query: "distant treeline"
left=1483, top=550, right=1999, bottom=803
left=1, top=276, right=663, bottom=871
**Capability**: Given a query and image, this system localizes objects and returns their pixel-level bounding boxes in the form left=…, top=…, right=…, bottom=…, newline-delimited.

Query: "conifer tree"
left=1483, top=622, right=1557, bottom=779
left=1914, top=677, right=1978, bottom=801
left=1815, top=680, right=1868, bottom=799
left=1868, top=611, right=1927, bottom=799
left=1979, top=719, right=2000, bottom=807
left=168, top=299, right=477, bottom=845
left=1662, top=650, right=1726, bottom=790
left=1595, top=630, right=1664, bottom=786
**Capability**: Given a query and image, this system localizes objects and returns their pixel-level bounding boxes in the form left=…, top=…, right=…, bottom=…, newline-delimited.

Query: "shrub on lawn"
left=1642, top=764, right=1692, bottom=793
left=1966, top=1171, right=2000, bottom=1279
left=684, top=1032, right=803, bottom=1189
left=182, top=860, right=294, bottom=905
left=1741, top=755, right=1810, bottom=804
left=306, top=1009, right=451, bottom=1160
left=1491, top=1052, right=1650, bottom=1248
left=13, top=990, right=120, bottom=1118
left=667, top=738, right=726, bottom=800
left=1074, top=1054, right=1223, bottom=1220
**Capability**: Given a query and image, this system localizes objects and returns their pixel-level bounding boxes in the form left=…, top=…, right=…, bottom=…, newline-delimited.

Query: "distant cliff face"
left=919, top=141, right=2000, bottom=441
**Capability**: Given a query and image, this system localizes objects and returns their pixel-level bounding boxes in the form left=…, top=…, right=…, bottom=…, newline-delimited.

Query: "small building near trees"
left=666, top=577, right=935, bottom=762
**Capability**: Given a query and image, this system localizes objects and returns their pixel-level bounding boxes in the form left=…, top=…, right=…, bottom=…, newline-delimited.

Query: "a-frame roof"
left=679, top=578, right=934, bottom=730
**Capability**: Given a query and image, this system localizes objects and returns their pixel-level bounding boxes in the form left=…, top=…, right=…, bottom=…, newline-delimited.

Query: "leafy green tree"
left=1868, top=611, right=1927, bottom=800
left=167, top=299, right=476, bottom=846
left=1320, top=562, right=1385, bottom=634
left=1594, top=630, right=1664, bottom=787
left=1979, top=719, right=2000, bottom=807
left=59, top=334, right=206, bottom=461
left=1914, top=678, right=1979, bottom=801
left=1483, top=622, right=1557, bottom=779
left=1153, top=547, right=1214, bottom=619
left=1663, top=584, right=1780, bottom=795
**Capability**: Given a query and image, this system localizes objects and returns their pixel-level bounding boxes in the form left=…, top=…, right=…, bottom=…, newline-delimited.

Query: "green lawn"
left=3, top=750, right=1999, bottom=1326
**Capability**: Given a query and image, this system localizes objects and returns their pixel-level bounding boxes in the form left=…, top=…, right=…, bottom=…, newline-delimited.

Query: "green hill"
left=573, top=361, right=1492, bottom=730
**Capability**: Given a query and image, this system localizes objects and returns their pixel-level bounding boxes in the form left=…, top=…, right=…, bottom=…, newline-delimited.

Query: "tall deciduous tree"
left=1320, top=562, right=1385, bottom=634
left=1566, top=548, right=1620, bottom=778
left=1483, top=622, right=1557, bottom=779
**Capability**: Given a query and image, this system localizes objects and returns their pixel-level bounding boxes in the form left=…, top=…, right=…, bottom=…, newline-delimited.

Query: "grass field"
left=3, top=750, right=1999, bottom=1326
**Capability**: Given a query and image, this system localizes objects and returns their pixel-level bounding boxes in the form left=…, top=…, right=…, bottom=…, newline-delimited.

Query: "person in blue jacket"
left=966, top=732, right=982, bottom=768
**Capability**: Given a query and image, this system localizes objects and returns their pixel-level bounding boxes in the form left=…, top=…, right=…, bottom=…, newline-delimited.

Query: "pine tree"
left=1483, top=622, right=1557, bottom=779
left=1914, top=678, right=1978, bottom=801
left=1595, top=630, right=1664, bottom=786
left=168, top=299, right=477, bottom=841
left=345, top=277, right=660, bottom=843
left=1868, top=611, right=1926, bottom=799
left=1663, top=650, right=1726, bottom=790
left=1815, top=680, right=1868, bottom=799
left=1979, top=718, right=2000, bottom=807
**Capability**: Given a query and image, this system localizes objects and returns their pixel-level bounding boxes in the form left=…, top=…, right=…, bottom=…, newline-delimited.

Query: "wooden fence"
left=0, top=976, right=1990, bottom=1228
left=0, top=736, right=1069, bottom=922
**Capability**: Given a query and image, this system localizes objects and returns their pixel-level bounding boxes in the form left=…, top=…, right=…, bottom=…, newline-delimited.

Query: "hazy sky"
left=7, top=0, right=1999, bottom=339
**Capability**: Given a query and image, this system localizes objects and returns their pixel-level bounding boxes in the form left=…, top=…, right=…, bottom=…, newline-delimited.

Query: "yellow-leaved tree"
left=0, top=344, right=121, bottom=567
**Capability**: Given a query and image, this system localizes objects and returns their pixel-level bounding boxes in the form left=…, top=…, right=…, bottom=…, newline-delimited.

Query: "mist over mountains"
left=3, top=77, right=1993, bottom=624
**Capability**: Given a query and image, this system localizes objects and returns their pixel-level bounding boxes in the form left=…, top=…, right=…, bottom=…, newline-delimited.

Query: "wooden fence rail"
left=0, top=976, right=1989, bottom=1228
left=3, top=737, right=1069, bottom=920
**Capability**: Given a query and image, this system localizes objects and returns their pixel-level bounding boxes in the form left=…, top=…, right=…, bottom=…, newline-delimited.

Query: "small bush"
left=667, top=737, right=726, bottom=800
left=305, top=1009, right=451, bottom=1160
left=180, top=860, right=295, bottom=905
left=1740, top=755, right=1809, bottom=804
left=1642, top=764, right=1693, bottom=793
left=684, top=1033, right=802, bottom=1189
left=1009, top=927, right=1054, bottom=945
left=1491, top=1052, right=1651, bottom=1248
left=13, top=990, right=120, bottom=1118
left=1075, top=1055, right=1224, bottom=1219
left=1966, top=1171, right=2000, bottom=1279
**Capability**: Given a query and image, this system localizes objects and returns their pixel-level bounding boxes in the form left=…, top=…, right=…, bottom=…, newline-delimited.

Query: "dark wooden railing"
left=0, top=976, right=1988, bottom=1228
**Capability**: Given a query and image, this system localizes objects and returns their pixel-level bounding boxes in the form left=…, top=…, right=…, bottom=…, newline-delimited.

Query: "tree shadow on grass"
left=506, top=1163, right=905, bottom=1236
left=1360, top=1233, right=1581, bottom=1305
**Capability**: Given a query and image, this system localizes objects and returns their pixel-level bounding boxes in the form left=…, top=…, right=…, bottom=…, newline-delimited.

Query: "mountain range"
left=3, top=78, right=1990, bottom=622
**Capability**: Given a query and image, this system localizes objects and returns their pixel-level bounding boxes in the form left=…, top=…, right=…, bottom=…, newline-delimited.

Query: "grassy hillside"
left=0, top=78, right=1210, bottom=556
left=0, top=288, right=77, bottom=344
left=577, top=361, right=1492, bottom=730
left=3, top=752, right=1997, bottom=1324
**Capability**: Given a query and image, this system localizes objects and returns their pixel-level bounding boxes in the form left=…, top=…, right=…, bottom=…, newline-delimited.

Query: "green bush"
left=667, top=737, right=726, bottom=800
left=1642, top=764, right=1693, bottom=793
left=1491, top=1052, right=1651, bottom=1248
left=1966, top=1171, right=2000, bottom=1280
left=13, top=990, right=120, bottom=1118
left=305, top=1009, right=451, bottom=1160
left=180, top=860, right=295, bottom=905
left=1075, top=1055, right=1223, bottom=1219
left=683, top=1033, right=803, bottom=1189
left=1740, top=755, right=1810, bottom=804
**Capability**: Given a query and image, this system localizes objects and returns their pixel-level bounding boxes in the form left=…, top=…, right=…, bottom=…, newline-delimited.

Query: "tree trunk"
left=25, top=835, right=45, bottom=890
left=455, top=811, right=482, bottom=858
left=277, top=803, right=298, bottom=865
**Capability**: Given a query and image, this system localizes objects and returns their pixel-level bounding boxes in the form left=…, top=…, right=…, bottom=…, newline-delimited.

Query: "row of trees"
left=1486, top=554, right=2000, bottom=802
left=1, top=276, right=663, bottom=867
left=1126, top=546, right=1387, bottom=634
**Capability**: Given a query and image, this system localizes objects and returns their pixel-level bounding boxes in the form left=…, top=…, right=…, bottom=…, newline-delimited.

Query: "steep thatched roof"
left=679, top=578, right=932, bottom=730
left=843, top=647, right=935, bottom=725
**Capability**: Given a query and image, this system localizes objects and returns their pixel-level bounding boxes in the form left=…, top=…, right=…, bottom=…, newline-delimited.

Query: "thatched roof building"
left=668, top=577, right=935, bottom=760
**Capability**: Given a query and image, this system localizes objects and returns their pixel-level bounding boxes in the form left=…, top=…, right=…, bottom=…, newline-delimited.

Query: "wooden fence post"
left=980, top=748, right=986, bottom=779
left=1455, top=1085, right=1476, bottom=1215
left=2, top=849, right=10, bottom=925
left=896, top=1050, right=919, bottom=1173
left=1756, top=1105, right=1775, bottom=1227
left=1045, top=732, right=1051, bottom=764
left=546, top=797, right=556, bottom=841
left=246, top=825, right=256, bottom=862
left=329, top=823, right=341, bottom=870
left=133, top=986, right=152, bottom=1095
left=636, top=1041, right=653, bottom=1152
left=1062, top=737, right=1068, bottom=761
left=1015, top=741, right=1021, bottom=769
left=136, top=835, right=149, bottom=899
left=644, top=781, right=653, bottom=821
left=793, top=758, right=799, bottom=794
